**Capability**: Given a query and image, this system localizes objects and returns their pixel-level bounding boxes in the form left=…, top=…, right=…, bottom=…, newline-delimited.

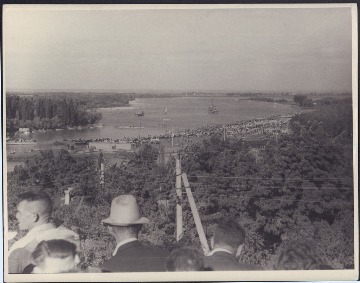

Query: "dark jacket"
left=204, top=251, right=264, bottom=271
left=101, top=240, right=169, bottom=272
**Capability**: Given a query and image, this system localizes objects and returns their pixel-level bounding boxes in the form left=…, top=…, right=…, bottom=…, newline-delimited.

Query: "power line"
left=154, top=181, right=354, bottom=192
left=107, top=175, right=353, bottom=190
left=191, top=194, right=353, bottom=205
left=180, top=143, right=349, bottom=154
left=116, top=179, right=354, bottom=191
left=122, top=172, right=352, bottom=182
left=191, top=184, right=354, bottom=191
left=168, top=190, right=353, bottom=205
left=193, top=176, right=351, bottom=181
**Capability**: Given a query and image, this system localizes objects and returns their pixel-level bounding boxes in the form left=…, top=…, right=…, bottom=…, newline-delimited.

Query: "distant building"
left=18, top=128, right=30, bottom=133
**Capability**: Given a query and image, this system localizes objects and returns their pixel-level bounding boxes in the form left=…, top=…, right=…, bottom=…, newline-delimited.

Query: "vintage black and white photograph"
left=3, top=4, right=358, bottom=282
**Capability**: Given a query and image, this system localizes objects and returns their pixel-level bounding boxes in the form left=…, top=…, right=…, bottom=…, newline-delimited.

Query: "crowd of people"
left=180, top=115, right=292, bottom=140
left=8, top=191, right=333, bottom=274
left=151, top=114, right=293, bottom=142
left=61, top=115, right=294, bottom=149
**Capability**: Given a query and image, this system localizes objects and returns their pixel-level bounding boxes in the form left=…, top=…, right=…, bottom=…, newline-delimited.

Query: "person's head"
left=101, top=195, right=148, bottom=242
left=211, top=218, right=246, bottom=258
left=106, top=224, right=142, bottom=241
left=31, top=239, right=80, bottom=273
left=16, top=191, right=52, bottom=231
left=274, top=240, right=327, bottom=270
left=165, top=247, right=205, bottom=271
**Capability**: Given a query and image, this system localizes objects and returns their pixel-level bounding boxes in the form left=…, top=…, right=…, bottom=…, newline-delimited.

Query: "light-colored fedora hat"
left=101, top=195, right=149, bottom=226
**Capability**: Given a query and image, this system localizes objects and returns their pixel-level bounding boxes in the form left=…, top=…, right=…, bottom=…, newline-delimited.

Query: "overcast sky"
left=4, top=6, right=353, bottom=93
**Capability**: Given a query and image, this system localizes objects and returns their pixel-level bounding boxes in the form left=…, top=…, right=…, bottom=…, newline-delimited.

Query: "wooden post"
left=171, top=128, right=174, bottom=147
left=64, top=187, right=74, bottom=205
left=181, top=173, right=210, bottom=255
left=175, top=158, right=183, bottom=241
left=100, top=163, right=105, bottom=186
left=64, top=190, right=70, bottom=205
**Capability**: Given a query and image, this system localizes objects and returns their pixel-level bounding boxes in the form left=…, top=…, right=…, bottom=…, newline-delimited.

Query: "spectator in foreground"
left=274, top=239, right=333, bottom=270
left=100, top=195, right=169, bottom=272
left=165, top=247, right=206, bottom=271
left=204, top=218, right=263, bottom=271
left=8, top=191, right=79, bottom=274
left=24, top=239, right=80, bottom=273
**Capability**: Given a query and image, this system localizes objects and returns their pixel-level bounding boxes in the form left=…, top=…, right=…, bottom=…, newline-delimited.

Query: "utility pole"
left=158, top=144, right=165, bottom=165
left=181, top=173, right=210, bottom=255
left=99, top=151, right=105, bottom=187
left=175, top=157, right=183, bottom=241
left=100, top=163, right=105, bottom=186
left=64, top=187, right=74, bottom=205
left=171, top=128, right=174, bottom=147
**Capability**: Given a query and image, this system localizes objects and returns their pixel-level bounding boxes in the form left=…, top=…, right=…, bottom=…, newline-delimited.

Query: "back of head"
left=275, top=240, right=326, bottom=270
left=19, top=191, right=53, bottom=219
left=165, top=247, right=204, bottom=271
left=213, top=218, right=246, bottom=250
left=31, top=239, right=79, bottom=273
left=111, top=224, right=142, bottom=238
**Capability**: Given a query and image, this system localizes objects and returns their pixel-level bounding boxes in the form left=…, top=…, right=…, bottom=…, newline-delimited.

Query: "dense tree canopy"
left=7, top=102, right=354, bottom=270
left=6, top=92, right=135, bottom=131
left=293, top=94, right=314, bottom=107
left=6, top=95, right=104, bottom=131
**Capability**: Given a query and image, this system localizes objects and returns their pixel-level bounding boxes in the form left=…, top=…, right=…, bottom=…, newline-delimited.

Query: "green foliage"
left=290, top=103, right=352, bottom=141
left=293, top=94, right=314, bottom=107
left=7, top=103, right=354, bottom=270
left=6, top=95, right=103, bottom=130
left=180, top=105, right=353, bottom=268
left=74, top=93, right=135, bottom=109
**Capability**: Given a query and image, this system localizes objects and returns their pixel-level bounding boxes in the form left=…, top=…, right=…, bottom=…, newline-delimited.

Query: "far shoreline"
left=6, top=112, right=300, bottom=165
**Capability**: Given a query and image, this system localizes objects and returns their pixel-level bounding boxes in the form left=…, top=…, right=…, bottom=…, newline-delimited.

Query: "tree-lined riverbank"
left=6, top=101, right=354, bottom=270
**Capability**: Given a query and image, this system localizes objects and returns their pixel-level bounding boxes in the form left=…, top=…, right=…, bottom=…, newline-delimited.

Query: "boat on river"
left=208, top=104, right=219, bottom=114
left=135, top=110, right=145, bottom=116
left=118, top=125, right=144, bottom=129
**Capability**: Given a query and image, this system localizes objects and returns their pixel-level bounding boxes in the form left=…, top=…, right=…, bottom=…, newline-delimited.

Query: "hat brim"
left=101, top=216, right=149, bottom=226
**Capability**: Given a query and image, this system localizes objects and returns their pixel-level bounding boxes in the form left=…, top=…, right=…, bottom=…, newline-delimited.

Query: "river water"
left=7, top=96, right=301, bottom=153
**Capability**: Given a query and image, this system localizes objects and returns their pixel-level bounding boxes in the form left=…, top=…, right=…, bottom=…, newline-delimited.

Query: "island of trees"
left=6, top=93, right=134, bottom=132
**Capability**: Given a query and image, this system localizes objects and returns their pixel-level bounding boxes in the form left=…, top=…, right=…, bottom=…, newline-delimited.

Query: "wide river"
left=8, top=97, right=302, bottom=151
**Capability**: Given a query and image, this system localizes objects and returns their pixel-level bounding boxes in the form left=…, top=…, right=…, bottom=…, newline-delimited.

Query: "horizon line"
left=6, top=89, right=352, bottom=94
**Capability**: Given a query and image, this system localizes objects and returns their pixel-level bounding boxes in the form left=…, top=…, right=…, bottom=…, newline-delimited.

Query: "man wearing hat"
left=100, top=195, right=169, bottom=272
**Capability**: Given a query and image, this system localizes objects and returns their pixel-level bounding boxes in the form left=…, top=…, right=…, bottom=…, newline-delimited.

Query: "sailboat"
left=208, top=100, right=219, bottom=114
left=162, top=107, right=170, bottom=127
left=135, top=109, right=145, bottom=116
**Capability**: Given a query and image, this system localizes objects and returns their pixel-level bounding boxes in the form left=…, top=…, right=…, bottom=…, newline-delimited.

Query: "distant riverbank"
left=6, top=112, right=298, bottom=164
left=5, top=109, right=308, bottom=175
left=8, top=96, right=302, bottom=145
